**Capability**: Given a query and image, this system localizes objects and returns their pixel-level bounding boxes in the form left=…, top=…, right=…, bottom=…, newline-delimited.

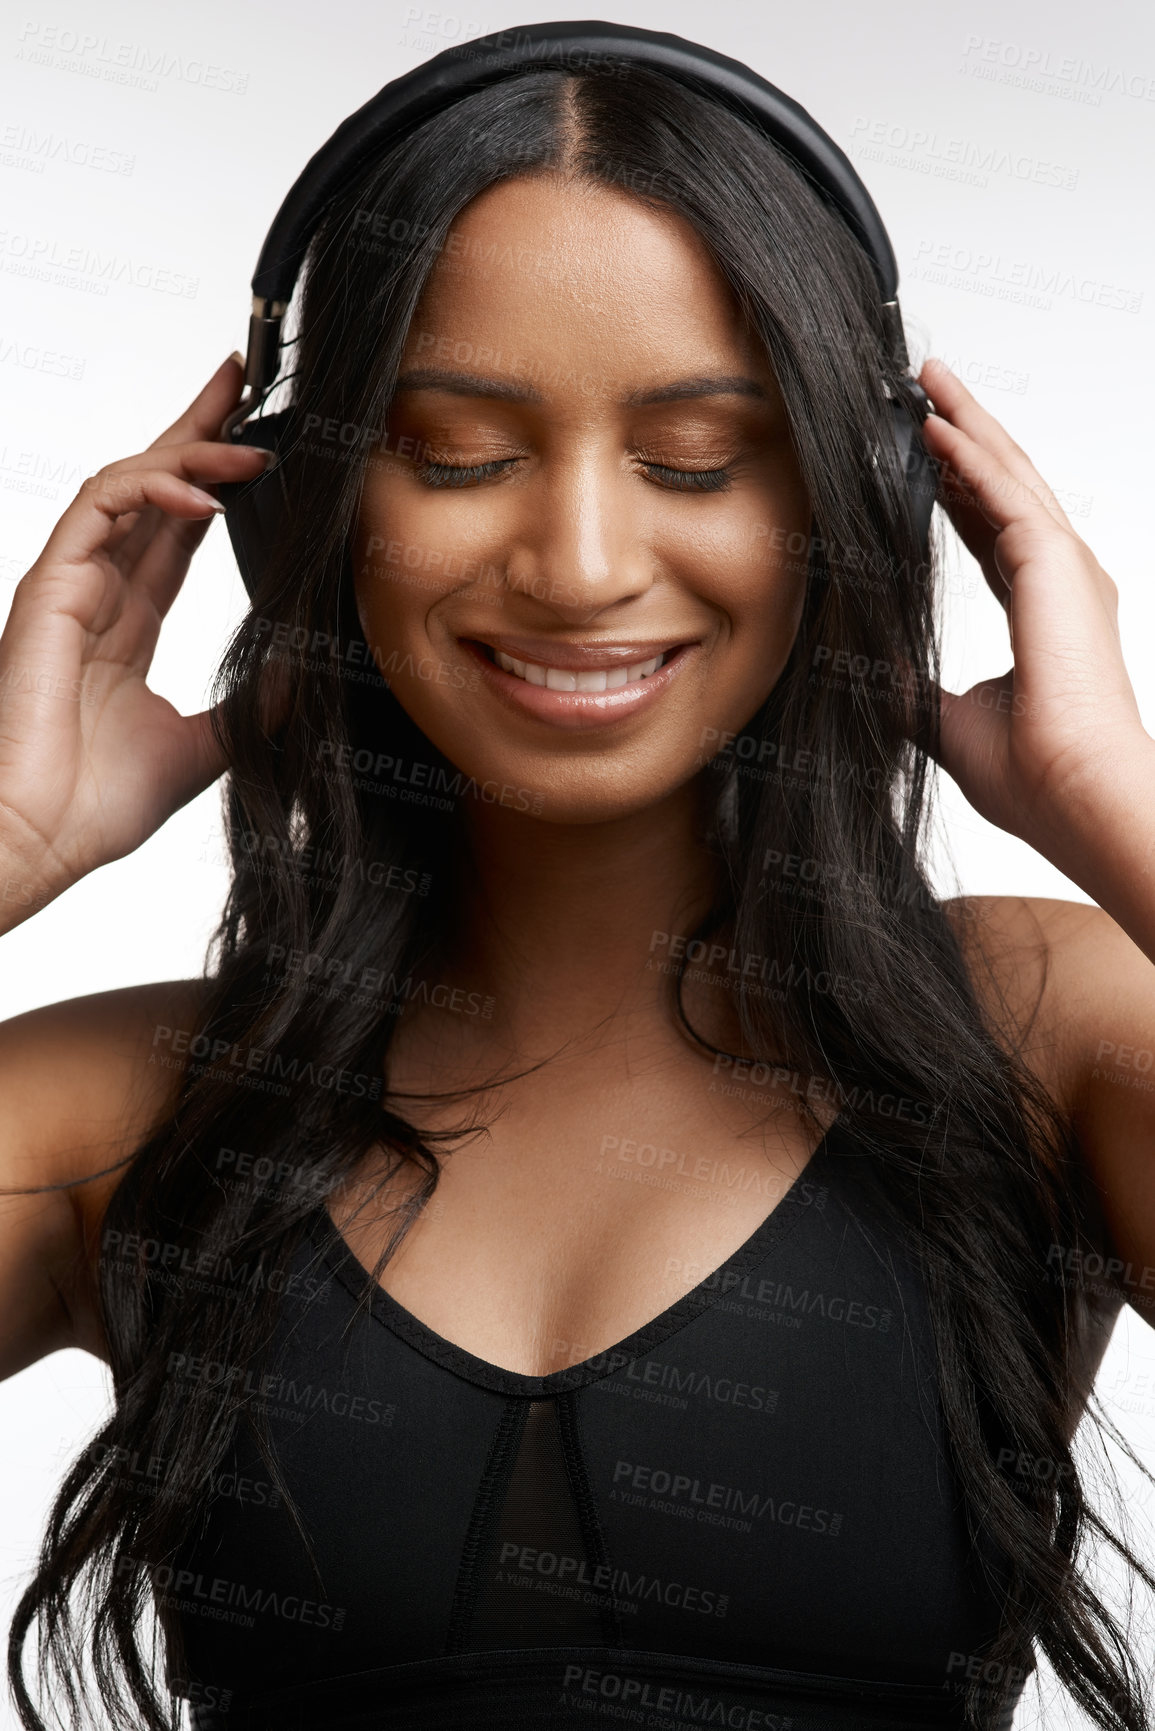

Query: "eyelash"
left=413, top=459, right=514, bottom=489
left=411, top=458, right=734, bottom=492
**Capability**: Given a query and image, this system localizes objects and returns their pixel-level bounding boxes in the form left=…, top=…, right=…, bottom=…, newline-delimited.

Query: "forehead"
left=400, top=173, right=773, bottom=388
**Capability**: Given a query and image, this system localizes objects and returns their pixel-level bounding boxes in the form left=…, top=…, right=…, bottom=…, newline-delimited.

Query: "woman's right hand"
left=0, top=354, right=273, bottom=929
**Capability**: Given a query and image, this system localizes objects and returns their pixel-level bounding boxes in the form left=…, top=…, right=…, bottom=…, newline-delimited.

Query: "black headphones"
left=217, top=19, right=937, bottom=598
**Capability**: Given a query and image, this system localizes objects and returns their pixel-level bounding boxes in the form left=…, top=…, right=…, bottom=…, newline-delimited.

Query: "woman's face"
left=353, top=172, right=812, bottom=825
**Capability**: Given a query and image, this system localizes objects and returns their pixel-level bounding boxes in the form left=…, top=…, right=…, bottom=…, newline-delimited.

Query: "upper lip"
left=465, top=635, right=698, bottom=670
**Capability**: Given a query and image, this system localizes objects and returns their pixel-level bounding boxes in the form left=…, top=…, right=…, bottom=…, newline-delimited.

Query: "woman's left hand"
left=913, top=355, right=1153, bottom=875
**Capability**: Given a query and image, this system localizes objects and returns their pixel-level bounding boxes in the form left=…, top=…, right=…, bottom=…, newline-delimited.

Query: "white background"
left=1, top=0, right=1153, bottom=1724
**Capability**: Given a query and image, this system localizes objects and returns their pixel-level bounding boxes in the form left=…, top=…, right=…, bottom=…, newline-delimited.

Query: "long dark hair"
left=8, top=61, right=1154, bottom=1731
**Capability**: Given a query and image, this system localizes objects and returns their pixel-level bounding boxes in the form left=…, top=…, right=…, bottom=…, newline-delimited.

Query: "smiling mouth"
left=468, top=642, right=677, bottom=691
left=467, top=640, right=706, bottom=692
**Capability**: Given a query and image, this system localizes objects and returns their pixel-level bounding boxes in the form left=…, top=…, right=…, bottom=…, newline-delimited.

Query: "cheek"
left=351, top=505, right=483, bottom=746
left=684, top=511, right=810, bottom=643
left=352, top=503, right=440, bottom=657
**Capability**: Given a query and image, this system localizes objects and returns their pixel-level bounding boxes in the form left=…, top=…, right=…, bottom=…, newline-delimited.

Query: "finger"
left=35, top=469, right=227, bottom=588
left=932, top=461, right=1013, bottom=609
left=145, top=352, right=246, bottom=452
left=908, top=674, right=949, bottom=764
left=919, top=358, right=1073, bottom=532
left=99, top=439, right=270, bottom=484
left=118, top=508, right=226, bottom=621
left=922, top=670, right=1014, bottom=790
left=84, top=441, right=270, bottom=560
left=165, top=701, right=232, bottom=810
left=920, top=412, right=1067, bottom=538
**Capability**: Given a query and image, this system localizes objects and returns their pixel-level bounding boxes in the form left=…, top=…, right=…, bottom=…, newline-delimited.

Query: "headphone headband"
left=251, top=20, right=898, bottom=307
left=227, top=19, right=914, bottom=437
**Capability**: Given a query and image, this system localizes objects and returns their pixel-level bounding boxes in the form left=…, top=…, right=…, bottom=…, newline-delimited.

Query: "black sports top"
left=166, top=1114, right=1024, bottom=1730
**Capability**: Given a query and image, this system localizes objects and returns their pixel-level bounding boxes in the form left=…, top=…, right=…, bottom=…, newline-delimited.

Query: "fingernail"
left=227, top=350, right=244, bottom=370
left=189, top=485, right=226, bottom=512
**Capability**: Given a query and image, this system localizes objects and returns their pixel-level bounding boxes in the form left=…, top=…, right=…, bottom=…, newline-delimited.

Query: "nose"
left=503, top=445, right=656, bottom=621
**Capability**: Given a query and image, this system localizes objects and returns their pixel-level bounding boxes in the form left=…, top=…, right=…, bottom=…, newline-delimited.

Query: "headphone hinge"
left=880, top=298, right=910, bottom=375
left=221, top=300, right=287, bottom=441
left=245, top=297, right=287, bottom=392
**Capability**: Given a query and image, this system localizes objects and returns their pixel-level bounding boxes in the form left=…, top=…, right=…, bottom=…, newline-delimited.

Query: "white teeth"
left=493, top=650, right=666, bottom=688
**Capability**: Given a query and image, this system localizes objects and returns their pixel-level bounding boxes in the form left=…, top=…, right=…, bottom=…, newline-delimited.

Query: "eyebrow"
left=391, top=367, right=771, bottom=405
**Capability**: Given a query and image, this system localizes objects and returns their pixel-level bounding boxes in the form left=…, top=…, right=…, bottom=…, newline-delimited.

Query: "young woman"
left=2, top=43, right=1154, bottom=1731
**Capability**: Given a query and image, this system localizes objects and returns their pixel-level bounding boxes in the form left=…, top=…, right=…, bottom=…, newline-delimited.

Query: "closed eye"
left=411, top=457, right=734, bottom=492
left=639, top=462, right=733, bottom=493
left=412, top=458, right=518, bottom=489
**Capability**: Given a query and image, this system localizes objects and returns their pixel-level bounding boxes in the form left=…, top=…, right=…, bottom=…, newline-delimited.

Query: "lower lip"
left=460, top=640, right=698, bottom=731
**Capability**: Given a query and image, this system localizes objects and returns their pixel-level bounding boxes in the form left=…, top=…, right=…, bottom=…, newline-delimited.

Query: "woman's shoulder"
left=943, top=893, right=1155, bottom=1328
left=0, top=976, right=212, bottom=1375
left=941, top=892, right=1149, bottom=1115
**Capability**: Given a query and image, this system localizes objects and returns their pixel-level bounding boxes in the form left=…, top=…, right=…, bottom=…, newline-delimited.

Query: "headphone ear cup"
left=888, top=392, right=938, bottom=565
left=216, top=408, right=295, bottom=599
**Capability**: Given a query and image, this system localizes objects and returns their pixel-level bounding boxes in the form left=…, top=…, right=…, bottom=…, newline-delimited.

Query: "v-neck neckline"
left=309, top=1112, right=846, bottom=1397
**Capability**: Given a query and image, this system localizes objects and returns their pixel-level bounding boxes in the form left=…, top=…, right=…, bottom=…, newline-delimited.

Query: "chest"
left=330, top=1046, right=835, bottom=1378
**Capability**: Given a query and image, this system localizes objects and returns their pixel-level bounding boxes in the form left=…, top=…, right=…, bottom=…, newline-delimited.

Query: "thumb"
left=933, top=668, right=1015, bottom=786
left=165, top=701, right=232, bottom=814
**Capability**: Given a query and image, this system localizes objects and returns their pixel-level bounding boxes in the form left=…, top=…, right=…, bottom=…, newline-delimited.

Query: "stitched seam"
left=557, top=1389, right=621, bottom=1646
left=444, top=1397, right=526, bottom=1656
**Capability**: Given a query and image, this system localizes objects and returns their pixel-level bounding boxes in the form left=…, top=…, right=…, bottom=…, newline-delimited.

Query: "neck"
left=438, top=770, right=732, bottom=1054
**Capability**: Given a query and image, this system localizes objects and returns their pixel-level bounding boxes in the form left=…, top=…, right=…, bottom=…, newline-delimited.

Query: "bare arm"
left=0, top=978, right=210, bottom=1382
left=0, top=356, right=266, bottom=1383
